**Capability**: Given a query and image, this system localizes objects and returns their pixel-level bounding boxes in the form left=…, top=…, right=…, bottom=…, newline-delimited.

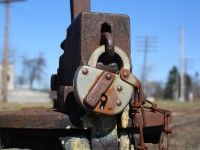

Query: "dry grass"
left=156, top=100, right=200, bottom=112
left=0, top=102, right=53, bottom=111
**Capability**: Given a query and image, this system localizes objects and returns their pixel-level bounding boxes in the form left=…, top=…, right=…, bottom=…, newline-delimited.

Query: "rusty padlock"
left=73, top=45, right=134, bottom=115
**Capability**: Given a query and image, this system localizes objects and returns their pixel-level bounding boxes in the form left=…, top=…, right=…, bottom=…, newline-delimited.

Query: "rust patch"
left=0, top=108, right=85, bottom=129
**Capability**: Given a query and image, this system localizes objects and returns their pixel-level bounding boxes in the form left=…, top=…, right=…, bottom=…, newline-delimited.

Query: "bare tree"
left=22, top=54, right=46, bottom=89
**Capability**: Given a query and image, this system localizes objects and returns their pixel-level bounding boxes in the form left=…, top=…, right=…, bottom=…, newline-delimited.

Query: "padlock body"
left=74, top=66, right=133, bottom=115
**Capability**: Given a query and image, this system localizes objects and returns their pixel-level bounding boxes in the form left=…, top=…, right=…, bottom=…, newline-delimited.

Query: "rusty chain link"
left=129, top=82, right=172, bottom=150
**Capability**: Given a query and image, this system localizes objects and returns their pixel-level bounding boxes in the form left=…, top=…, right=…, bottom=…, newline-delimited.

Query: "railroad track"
left=172, top=110, right=200, bottom=128
left=173, top=118, right=200, bottom=128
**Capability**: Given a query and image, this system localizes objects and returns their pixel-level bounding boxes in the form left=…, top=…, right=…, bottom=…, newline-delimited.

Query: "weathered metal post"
left=70, top=0, right=90, bottom=22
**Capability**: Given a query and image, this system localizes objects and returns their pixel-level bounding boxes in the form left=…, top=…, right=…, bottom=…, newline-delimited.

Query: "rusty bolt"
left=108, top=105, right=112, bottom=110
left=82, top=68, right=88, bottom=75
left=117, top=86, right=122, bottom=92
left=101, top=96, right=107, bottom=102
left=106, top=74, right=111, bottom=80
left=123, top=72, right=129, bottom=78
left=117, top=100, right=122, bottom=106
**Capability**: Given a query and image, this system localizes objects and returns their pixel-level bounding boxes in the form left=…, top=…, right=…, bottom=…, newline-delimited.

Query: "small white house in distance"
left=0, top=64, right=14, bottom=92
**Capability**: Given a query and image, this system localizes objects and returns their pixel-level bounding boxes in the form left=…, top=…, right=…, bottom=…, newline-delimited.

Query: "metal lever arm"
left=119, top=69, right=141, bottom=89
left=83, top=71, right=115, bottom=108
left=119, top=69, right=145, bottom=105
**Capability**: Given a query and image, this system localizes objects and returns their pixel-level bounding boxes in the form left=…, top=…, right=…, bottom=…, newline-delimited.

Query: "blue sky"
left=0, top=0, right=200, bottom=88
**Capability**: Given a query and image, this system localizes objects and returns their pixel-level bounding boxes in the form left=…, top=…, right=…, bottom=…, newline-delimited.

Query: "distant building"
left=0, top=64, right=14, bottom=92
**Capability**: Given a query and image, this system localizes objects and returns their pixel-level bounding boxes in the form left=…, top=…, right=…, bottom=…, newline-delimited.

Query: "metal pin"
left=117, top=86, right=122, bottom=92
left=123, top=72, right=129, bottom=78
left=117, top=100, right=122, bottom=106
left=106, top=74, right=111, bottom=80
left=82, top=68, right=88, bottom=75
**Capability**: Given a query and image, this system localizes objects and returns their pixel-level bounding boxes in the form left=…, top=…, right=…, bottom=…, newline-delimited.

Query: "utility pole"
left=0, top=0, right=25, bottom=102
left=137, top=36, right=157, bottom=94
left=180, top=28, right=185, bottom=102
left=141, top=37, right=148, bottom=90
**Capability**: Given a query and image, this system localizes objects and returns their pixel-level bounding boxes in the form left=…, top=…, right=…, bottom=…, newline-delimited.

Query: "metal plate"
left=74, top=66, right=104, bottom=111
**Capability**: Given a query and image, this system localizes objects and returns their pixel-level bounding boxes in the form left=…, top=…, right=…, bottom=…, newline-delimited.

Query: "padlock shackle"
left=87, top=45, right=131, bottom=70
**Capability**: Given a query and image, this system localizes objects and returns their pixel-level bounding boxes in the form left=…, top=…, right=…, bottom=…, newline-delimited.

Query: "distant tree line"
left=148, top=66, right=199, bottom=101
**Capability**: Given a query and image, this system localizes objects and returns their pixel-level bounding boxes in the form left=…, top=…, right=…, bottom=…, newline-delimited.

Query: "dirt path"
left=170, top=108, right=200, bottom=150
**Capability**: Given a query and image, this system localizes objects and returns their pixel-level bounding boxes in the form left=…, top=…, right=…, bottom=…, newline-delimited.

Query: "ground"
left=0, top=100, right=200, bottom=150
left=157, top=100, right=200, bottom=150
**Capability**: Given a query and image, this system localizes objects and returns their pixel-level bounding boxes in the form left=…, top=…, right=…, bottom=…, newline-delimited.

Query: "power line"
left=0, top=0, right=25, bottom=102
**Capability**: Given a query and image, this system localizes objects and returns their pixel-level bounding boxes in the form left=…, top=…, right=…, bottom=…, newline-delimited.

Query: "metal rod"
left=70, top=0, right=90, bottom=22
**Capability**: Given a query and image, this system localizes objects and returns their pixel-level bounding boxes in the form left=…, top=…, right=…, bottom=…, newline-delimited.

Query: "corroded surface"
left=0, top=108, right=84, bottom=129
left=57, top=12, right=130, bottom=87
